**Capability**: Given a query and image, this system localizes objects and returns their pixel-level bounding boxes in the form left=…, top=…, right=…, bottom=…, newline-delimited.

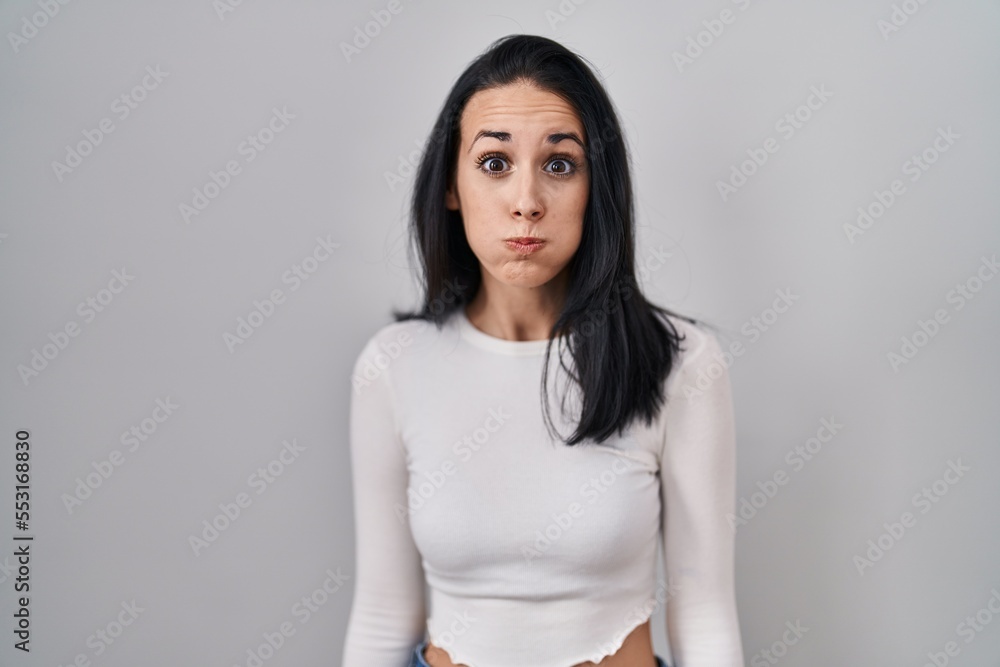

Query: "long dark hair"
left=392, top=33, right=706, bottom=447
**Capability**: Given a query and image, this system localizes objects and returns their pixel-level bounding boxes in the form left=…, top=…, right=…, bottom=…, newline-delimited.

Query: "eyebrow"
left=467, top=130, right=585, bottom=153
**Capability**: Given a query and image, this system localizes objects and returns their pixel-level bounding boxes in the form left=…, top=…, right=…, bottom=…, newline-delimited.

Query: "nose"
left=511, top=171, right=544, bottom=221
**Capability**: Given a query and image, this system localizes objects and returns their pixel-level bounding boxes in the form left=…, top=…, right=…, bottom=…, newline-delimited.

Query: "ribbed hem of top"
left=455, top=307, right=561, bottom=356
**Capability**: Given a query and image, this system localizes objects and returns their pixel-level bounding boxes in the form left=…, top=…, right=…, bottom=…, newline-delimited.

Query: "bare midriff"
left=422, top=618, right=657, bottom=667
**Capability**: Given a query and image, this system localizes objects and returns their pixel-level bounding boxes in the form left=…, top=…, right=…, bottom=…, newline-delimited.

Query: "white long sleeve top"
left=341, top=307, right=743, bottom=667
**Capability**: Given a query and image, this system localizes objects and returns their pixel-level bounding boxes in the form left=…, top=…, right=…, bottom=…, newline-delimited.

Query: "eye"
left=474, top=152, right=582, bottom=179
left=545, top=157, right=579, bottom=177
left=474, top=152, right=509, bottom=178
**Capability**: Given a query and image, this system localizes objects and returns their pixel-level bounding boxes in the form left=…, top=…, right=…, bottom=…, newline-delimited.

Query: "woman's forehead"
left=461, top=85, right=584, bottom=143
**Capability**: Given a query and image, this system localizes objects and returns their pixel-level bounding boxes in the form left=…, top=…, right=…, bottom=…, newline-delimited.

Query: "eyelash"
left=474, top=152, right=581, bottom=179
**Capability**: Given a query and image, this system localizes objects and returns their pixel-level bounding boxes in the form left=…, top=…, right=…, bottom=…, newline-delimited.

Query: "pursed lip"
left=505, top=237, right=544, bottom=244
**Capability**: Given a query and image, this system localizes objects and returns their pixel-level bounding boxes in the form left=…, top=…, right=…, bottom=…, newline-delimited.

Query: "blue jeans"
left=408, top=639, right=671, bottom=667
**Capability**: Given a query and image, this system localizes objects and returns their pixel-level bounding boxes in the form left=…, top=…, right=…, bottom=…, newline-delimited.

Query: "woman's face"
left=446, top=81, right=588, bottom=292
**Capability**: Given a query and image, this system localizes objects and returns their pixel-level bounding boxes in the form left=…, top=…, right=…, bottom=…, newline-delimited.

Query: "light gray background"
left=2, top=1, right=999, bottom=665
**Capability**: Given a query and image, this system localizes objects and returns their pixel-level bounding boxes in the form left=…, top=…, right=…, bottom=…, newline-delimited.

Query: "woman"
left=342, top=34, right=744, bottom=667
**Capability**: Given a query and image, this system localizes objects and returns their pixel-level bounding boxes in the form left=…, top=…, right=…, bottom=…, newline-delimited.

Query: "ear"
left=445, top=182, right=460, bottom=211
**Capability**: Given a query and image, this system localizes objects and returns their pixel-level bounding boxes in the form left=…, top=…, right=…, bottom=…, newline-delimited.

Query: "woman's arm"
left=659, top=325, right=744, bottom=666
left=341, top=335, right=427, bottom=666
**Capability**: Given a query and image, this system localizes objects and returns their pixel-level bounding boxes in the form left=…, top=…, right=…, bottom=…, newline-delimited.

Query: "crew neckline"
left=455, top=307, right=559, bottom=356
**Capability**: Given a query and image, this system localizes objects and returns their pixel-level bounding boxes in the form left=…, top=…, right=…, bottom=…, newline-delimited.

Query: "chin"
left=497, top=273, right=560, bottom=289
left=479, top=255, right=566, bottom=287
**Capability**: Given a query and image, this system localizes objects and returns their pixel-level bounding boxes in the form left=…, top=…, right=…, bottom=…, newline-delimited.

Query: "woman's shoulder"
left=353, top=316, right=436, bottom=365
left=349, top=317, right=441, bottom=399
left=351, top=313, right=461, bottom=382
left=658, top=311, right=731, bottom=397
left=660, top=311, right=724, bottom=356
